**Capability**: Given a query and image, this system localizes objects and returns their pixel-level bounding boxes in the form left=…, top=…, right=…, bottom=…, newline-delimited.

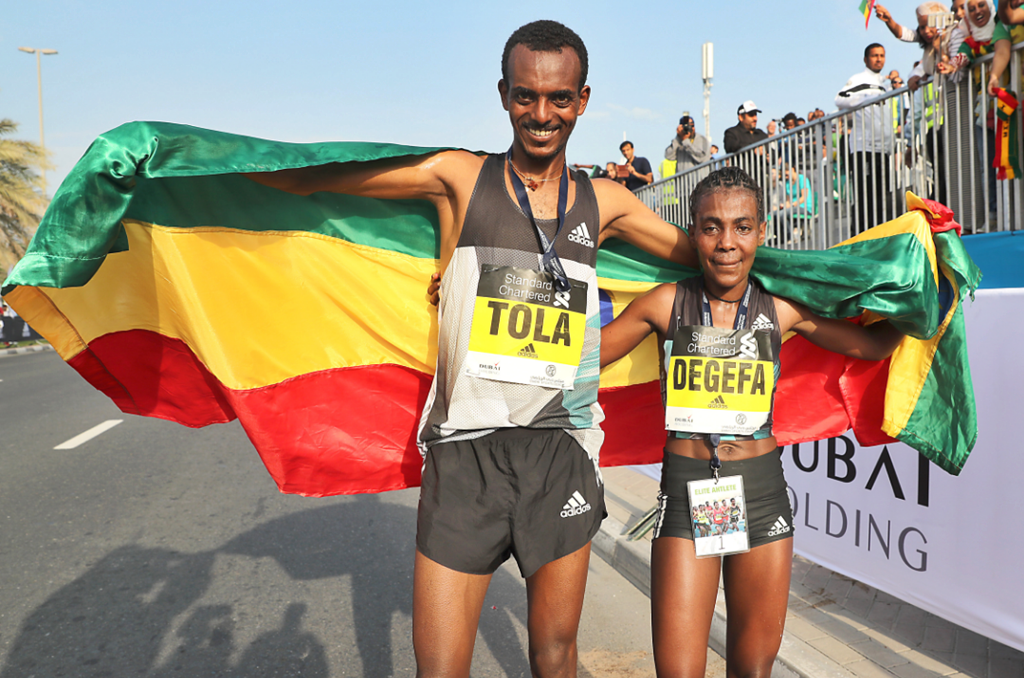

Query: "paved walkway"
left=591, top=466, right=1024, bottom=678
left=0, top=343, right=52, bottom=359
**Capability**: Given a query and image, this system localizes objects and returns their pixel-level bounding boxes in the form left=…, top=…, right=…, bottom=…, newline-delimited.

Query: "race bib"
left=465, top=265, right=588, bottom=389
left=666, top=325, right=774, bottom=435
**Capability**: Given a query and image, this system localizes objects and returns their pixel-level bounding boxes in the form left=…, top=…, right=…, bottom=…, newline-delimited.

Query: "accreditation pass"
left=465, top=265, right=588, bottom=389
left=665, top=325, right=774, bottom=435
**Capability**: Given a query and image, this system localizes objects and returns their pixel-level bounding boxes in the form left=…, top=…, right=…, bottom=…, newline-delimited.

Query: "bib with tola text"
left=465, top=265, right=587, bottom=390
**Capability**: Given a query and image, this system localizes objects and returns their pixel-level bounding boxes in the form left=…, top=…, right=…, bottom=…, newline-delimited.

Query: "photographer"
left=665, top=115, right=711, bottom=171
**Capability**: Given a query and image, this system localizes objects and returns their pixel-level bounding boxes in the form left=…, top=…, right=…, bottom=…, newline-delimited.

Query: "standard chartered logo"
left=568, top=222, right=594, bottom=248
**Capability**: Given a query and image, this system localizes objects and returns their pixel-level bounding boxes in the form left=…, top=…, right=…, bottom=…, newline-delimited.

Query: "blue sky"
left=4, top=0, right=934, bottom=194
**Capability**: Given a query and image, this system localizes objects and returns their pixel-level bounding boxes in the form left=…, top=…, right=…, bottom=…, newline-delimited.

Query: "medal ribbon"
left=700, top=279, right=753, bottom=482
left=506, top=148, right=571, bottom=292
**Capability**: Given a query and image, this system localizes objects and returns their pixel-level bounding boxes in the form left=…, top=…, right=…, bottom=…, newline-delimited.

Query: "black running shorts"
left=417, top=427, right=606, bottom=578
left=653, top=448, right=794, bottom=548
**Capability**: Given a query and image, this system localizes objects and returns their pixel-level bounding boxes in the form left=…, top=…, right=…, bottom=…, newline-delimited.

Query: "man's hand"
left=874, top=3, right=892, bottom=23
left=907, top=75, right=922, bottom=92
left=427, top=272, right=441, bottom=307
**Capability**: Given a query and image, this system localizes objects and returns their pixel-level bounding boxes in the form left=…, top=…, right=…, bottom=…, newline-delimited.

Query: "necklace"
left=508, top=157, right=565, bottom=191
left=705, top=284, right=747, bottom=304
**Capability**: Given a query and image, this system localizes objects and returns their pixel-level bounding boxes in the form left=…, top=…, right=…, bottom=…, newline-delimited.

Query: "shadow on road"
left=1, top=495, right=533, bottom=677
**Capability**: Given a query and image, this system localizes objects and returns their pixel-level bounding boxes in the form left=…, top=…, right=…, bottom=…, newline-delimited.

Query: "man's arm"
left=245, top=149, right=484, bottom=272
left=684, top=135, right=712, bottom=165
left=629, top=158, right=654, bottom=185
left=723, top=127, right=741, bottom=154
left=594, top=179, right=697, bottom=267
left=665, top=137, right=682, bottom=161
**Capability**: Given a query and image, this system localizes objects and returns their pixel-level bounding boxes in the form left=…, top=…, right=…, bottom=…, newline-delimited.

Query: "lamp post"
left=18, top=46, right=58, bottom=194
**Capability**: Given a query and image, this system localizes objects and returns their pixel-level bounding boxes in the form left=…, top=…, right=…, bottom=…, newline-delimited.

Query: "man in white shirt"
left=835, top=43, right=896, bottom=233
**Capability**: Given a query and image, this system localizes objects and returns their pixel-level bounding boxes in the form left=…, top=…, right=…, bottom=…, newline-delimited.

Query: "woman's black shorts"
left=653, top=448, right=794, bottom=548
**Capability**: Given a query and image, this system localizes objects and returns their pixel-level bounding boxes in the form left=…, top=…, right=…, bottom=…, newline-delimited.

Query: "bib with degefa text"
left=665, top=325, right=774, bottom=435
left=465, top=265, right=588, bottom=390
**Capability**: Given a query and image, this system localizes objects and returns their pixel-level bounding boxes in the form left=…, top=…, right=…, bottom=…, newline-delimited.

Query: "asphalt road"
left=0, top=351, right=672, bottom=677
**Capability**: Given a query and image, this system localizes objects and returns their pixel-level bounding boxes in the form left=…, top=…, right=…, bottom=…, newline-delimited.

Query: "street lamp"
left=18, top=46, right=58, bottom=195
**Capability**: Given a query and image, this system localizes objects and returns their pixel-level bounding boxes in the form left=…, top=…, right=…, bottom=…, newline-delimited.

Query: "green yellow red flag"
left=2, top=122, right=980, bottom=495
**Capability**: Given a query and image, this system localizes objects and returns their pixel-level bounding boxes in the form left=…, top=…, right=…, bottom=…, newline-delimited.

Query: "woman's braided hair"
left=688, top=166, right=765, bottom=228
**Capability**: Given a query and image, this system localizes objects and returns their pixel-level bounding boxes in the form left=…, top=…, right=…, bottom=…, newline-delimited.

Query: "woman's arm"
left=988, top=38, right=1013, bottom=96
left=600, top=283, right=676, bottom=368
left=775, top=297, right=904, bottom=361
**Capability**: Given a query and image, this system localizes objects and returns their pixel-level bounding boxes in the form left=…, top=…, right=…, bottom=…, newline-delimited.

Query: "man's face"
left=966, top=0, right=991, bottom=27
left=784, top=118, right=797, bottom=130
left=499, top=44, right=591, bottom=163
left=917, top=13, right=939, bottom=41
left=864, top=46, right=886, bottom=73
left=621, top=143, right=635, bottom=161
left=739, top=111, right=758, bottom=131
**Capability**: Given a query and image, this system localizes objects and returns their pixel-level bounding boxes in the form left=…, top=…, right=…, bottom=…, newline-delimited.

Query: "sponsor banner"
left=783, top=288, right=1024, bottom=652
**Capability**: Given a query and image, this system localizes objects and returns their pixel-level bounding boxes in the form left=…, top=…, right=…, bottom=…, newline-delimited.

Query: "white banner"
left=782, top=288, right=1024, bottom=652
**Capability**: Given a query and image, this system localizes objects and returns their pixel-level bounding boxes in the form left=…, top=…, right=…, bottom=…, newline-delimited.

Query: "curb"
left=0, top=344, right=53, bottom=359
left=592, top=515, right=856, bottom=678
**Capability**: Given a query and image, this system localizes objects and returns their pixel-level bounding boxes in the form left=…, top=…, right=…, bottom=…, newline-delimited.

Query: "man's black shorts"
left=417, top=427, right=606, bottom=578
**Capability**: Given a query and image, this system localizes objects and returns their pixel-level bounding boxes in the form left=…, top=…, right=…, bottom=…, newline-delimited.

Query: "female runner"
left=600, top=167, right=904, bottom=678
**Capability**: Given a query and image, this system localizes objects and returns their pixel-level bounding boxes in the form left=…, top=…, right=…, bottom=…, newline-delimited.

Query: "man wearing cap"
left=723, top=101, right=770, bottom=154
left=665, top=115, right=711, bottom=172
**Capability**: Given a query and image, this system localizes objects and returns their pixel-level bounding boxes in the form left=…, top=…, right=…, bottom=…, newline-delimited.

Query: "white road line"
left=54, top=419, right=124, bottom=450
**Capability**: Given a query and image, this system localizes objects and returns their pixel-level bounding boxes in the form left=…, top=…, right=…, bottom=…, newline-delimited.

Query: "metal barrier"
left=636, top=42, right=1024, bottom=250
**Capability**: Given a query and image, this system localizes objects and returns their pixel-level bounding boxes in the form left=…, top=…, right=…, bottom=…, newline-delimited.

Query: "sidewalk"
left=0, top=343, right=52, bottom=359
left=592, top=466, right=1024, bottom=678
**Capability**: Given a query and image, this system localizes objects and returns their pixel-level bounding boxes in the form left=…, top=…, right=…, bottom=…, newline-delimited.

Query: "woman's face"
left=966, top=0, right=991, bottom=27
left=689, top=188, right=765, bottom=292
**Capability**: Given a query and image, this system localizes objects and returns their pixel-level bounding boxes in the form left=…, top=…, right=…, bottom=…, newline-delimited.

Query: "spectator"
left=723, top=101, right=769, bottom=153
left=997, top=0, right=1023, bottom=23
left=710, top=144, right=721, bottom=158
left=835, top=43, right=895, bottom=232
left=782, top=112, right=799, bottom=130
left=944, top=0, right=1021, bottom=222
left=665, top=115, right=711, bottom=171
left=797, top=117, right=807, bottom=126
left=877, top=3, right=959, bottom=207
left=619, top=140, right=653, bottom=191
left=606, top=161, right=626, bottom=186
left=807, top=108, right=826, bottom=121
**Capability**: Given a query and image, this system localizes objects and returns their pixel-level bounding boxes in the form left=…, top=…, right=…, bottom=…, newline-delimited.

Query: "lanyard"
left=700, top=278, right=752, bottom=481
left=506, top=148, right=571, bottom=292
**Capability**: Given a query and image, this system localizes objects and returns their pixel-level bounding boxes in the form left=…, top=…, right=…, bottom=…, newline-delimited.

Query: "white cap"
left=737, top=100, right=761, bottom=115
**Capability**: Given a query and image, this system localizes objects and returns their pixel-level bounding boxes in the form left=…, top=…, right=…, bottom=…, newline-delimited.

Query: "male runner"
left=248, top=20, right=696, bottom=678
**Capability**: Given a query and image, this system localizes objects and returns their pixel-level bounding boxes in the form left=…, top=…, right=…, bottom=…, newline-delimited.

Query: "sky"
left=3, top=0, right=937, bottom=195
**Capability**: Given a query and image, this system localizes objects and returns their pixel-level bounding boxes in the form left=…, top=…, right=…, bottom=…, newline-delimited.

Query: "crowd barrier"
left=638, top=42, right=1023, bottom=248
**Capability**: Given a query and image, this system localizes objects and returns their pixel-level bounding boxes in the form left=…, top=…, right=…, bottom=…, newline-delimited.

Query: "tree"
left=0, top=118, right=51, bottom=278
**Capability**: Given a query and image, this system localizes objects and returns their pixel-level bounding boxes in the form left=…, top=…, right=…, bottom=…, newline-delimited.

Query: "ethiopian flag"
left=859, top=0, right=877, bottom=28
left=2, top=122, right=979, bottom=496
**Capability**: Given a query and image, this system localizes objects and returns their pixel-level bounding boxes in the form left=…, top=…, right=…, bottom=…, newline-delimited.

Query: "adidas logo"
left=560, top=490, right=592, bottom=518
left=751, top=313, right=775, bottom=331
left=707, top=395, right=728, bottom=409
left=518, top=343, right=539, bottom=359
left=767, top=515, right=791, bottom=536
left=567, top=222, right=595, bottom=248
